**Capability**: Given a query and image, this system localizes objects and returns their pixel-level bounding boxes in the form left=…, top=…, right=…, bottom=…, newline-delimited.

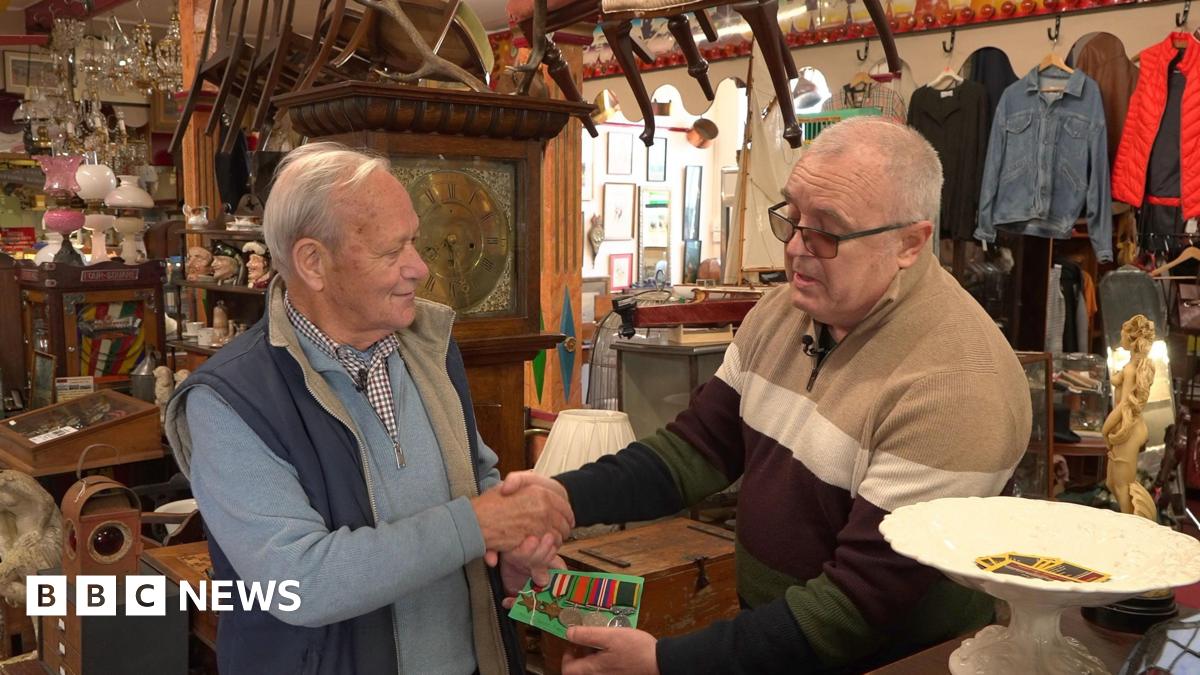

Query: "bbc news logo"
left=26, top=575, right=301, bottom=616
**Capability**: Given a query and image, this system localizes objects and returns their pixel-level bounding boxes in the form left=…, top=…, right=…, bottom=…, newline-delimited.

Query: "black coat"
left=908, top=80, right=990, bottom=241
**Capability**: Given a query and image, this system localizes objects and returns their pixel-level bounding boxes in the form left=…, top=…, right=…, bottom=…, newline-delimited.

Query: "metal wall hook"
left=1178, top=0, right=1190, bottom=27
left=857, top=38, right=870, bottom=61
left=942, top=28, right=956, bottom=53
left=1048, top=15, right=1061, bottom=44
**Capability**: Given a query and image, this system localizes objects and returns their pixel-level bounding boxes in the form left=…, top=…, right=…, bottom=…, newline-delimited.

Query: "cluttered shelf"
left=166, top=339, right=220, bottom=357
left=181, top=228, right=266, bottom=240
left=176, top=280, right=266, bottom=295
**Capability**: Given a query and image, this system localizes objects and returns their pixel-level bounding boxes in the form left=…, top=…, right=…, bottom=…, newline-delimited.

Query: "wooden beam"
left=179, top=0, right=221, bottom=226
left=0, top=35, right=49, bottom=46
left=25, top=0, right=134, bottom=33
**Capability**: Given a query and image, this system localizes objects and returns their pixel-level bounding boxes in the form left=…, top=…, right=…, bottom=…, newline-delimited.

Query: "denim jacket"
left=975, top=67, right=1112, bottom=262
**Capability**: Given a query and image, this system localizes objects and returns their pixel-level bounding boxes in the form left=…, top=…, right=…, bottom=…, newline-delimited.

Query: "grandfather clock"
left=275, top=82, right=592, bottom=474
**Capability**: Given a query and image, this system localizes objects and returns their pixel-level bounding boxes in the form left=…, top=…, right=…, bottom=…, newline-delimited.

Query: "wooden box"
left=0, top=390, right=162, bottom=476
left=562, top=518, right=738, bottom=637
left=18, top=260, right=166, bottom=381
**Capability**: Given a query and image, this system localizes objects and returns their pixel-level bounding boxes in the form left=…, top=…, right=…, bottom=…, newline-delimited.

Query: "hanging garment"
left=960, top=46, right=1019, bottom=132
left=908, top=80, right=989, bottom=241
left=1112, top=32, right=1200, bottom=219
left=975, top=67, right=1113, bottom=263
left=1072, top=33, right=1140, bottom=168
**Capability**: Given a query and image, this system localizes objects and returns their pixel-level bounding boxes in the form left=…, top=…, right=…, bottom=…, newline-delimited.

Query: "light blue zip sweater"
left=185, top=329, right=501, bottom=675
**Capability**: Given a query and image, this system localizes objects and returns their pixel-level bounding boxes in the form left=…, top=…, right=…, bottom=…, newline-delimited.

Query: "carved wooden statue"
left=1103, top=314, right=1157, bottom=519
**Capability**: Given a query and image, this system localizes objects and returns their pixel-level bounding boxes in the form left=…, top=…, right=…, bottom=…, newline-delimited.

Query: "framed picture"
left=582, top=132, right=593, bottom=202
left=602, top=182, right=637, bottom=241
left=684, top=240, right=702, bottom=284
left=3, top=51, right=55, bottom=93
left=609, top=253, right=634, bottom=291
left=683, top=165, right=703, bottom=241
left=639, top=188, right=670, bottom=248
left=646, top=136, right=667, bottom=182
left=30, top=350, right=56, bottom=410
left=150, top=89, right=182, bottom=134
left=607, top=132, right=633, bottom=175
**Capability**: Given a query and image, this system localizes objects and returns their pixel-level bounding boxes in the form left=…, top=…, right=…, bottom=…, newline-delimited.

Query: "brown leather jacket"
left=1073, top=32, right=1139, bottom=167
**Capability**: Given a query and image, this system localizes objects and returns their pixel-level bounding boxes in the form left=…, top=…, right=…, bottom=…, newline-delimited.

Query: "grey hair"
left=799, top=116, right=943, bottom=228
left=263, top=142, right=391, bottom=280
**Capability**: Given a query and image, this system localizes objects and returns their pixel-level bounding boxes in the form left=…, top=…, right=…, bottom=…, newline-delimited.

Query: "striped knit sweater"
left=557, top=250, right=1032, bottom=673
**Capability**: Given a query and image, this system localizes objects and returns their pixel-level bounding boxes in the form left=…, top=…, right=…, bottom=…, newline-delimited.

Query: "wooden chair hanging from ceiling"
left=169, top=0, right=251, bottom=154
left=207, top=0, right=272, bottom=145
left=508, top=0, right=900, bottom=149
left=508, top=0, right=603, bottom=138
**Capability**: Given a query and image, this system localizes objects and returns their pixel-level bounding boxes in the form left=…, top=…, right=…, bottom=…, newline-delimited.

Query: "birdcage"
left=796, top=107, right=884, bottom=146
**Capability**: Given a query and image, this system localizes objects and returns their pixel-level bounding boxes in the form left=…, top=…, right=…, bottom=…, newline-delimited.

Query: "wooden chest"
left=559, top=518, right=739, bottom=638
left=0, top=390, right=162, bottom=476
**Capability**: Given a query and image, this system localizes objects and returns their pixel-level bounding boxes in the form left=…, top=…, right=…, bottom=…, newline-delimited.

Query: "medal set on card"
left=508, top=569, right=644, bottom=639
left=974, top=552, right=1111, bottom=583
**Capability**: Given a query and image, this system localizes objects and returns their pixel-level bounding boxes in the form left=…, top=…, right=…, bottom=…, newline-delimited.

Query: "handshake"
left=470, top=471, right=574, bottom=593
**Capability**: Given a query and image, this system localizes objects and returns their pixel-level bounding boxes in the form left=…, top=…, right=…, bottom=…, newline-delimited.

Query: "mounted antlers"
left=356, top=0, right=488, bottom=92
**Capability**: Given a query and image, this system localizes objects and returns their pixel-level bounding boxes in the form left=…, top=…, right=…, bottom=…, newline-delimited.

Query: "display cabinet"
left=18, top=260, right=166, bottom=383
left=169, top=228, right=267, bottom=371
left=0, top=389, right=162, bottom=476
left=1014, top=351, right=1054, bottom=499
left=614, top=340, right=728, bottom=439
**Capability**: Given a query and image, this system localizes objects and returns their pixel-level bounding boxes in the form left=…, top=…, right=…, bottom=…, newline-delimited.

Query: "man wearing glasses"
left=506, top=117, right=1032, bottom=673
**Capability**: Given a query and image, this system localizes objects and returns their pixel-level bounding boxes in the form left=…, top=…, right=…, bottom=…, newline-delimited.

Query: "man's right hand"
left=471, top=480, right=574, bottom=554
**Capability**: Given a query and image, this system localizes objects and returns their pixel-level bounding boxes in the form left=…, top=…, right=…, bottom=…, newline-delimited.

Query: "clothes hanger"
left=1150, top=245, right=1200, bottom=277
left=927, top=29, right=964, bottom=90
left=1037, top=17, right=1072, bottom=92
left=849, top=70, right=874, bottom=88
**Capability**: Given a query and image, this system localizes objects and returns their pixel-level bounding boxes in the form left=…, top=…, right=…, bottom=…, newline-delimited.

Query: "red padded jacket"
left=1111, top=33, right=1200, bottom=218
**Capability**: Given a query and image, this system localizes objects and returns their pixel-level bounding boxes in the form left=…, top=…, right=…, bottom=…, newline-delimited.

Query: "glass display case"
left=614, top=341, right=728, bottom=439
left=1054, top=352, right=1109, bottom=436
left=1013, top=351, right=1053, bottom=499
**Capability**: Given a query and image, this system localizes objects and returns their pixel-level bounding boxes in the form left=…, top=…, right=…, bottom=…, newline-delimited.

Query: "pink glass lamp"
left=36, top=155, right=84, bottom=266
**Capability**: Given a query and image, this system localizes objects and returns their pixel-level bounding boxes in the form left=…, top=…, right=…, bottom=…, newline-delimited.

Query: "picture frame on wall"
left=30, top=350, right=56, bottom=409
left=602, top=182, right=637, bottom=241
left=150, top=89, right=182, bottom=133
left=639, top=188, right=670, bottom=248
left=607, top=132, right=634, bottom=175
left=582, top=132, right=593, bottom=202
left=3, top=51, right=54, bottom=94
left=683, top=165, right=703, bottom=241
left=646, top=136, right=667, bottom=182
left=684, top=240, right=702, bottom=284
left=609, top=253, right=634, bottom=291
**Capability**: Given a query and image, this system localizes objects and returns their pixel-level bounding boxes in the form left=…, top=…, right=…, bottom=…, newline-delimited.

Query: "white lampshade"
left=533, top=409, right=636, bottom=476
left=84, top=213, right=115, bottom=264
left=76, top=163, right=117, bottom=201
left=105, top=175, right=154, bottom=209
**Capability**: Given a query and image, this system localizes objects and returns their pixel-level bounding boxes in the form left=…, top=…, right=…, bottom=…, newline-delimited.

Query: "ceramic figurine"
left=154, top=365, right=174, bottom=422
left=212, top=255, right=239, bottom=285
left=212, top=301, right=229, bottom=342
left=1102, top=315, right=1156, bottom=519
left=183, top=204, right=209, bottom=230
left=186, top=246, right=213, bottom=281
left=243, top=241, right=272, bottom=289
left=0, top=470, right=63, bottom=607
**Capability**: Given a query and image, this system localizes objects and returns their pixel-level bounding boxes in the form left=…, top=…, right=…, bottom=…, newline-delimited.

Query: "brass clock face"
left=401, top=167, right=515, bottom=313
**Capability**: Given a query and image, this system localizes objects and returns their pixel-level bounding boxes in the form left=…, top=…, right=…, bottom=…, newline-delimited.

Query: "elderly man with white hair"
left=503, top=117, right=1033, bottom=674
left=166, top=142, right=571, bottom=675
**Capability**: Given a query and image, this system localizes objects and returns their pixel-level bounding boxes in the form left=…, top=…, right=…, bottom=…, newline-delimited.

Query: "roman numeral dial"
left=408, top=169, right=511, bottom=313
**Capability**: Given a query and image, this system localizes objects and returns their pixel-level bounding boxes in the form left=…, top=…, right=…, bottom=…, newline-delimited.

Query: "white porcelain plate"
left=881, top=496, right=1200, bottom=675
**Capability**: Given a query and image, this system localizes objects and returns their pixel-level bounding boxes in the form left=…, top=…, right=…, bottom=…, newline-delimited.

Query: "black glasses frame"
left=768, top=201, right=913, bottom=259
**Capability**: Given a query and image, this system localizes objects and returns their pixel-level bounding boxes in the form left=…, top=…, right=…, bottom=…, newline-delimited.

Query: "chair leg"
left=733, top=0, right=801, bottom=148
left=667, top=14, right=714, bottom=101
left=600, top=19, right=655, bottom=146
left=694, top=9, right=718, bottom=43
left=545, top=39, right=598, bottom=138
left=776, top=23, right=798, bottom=80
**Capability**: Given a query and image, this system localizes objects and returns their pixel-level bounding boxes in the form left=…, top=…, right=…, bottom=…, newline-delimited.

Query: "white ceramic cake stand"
left=880, top=496, right=1200, bottom=675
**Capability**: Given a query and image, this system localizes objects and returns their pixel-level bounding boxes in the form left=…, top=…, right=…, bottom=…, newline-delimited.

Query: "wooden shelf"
left=178, top=280, right=266, bottom=295
left=182, top=228, right=265, bottom=240
left=167, top=339, right=221, bottom=356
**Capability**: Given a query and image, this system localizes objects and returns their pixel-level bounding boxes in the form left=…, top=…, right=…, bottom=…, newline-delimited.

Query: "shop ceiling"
left=3, top=0, right=514, bottom=35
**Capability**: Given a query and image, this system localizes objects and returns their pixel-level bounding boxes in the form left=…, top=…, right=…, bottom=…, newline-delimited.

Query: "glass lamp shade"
left=76, top=163, right=117, bottom=202
left=36, top=155, right=82, bottom=197
left=33, top=232, right=63, bottom=264
left=105, top=175, right=154, bottom=209
left=532, top=409, right=637, bottom=476
left=84, top=213, right=116, bottom=264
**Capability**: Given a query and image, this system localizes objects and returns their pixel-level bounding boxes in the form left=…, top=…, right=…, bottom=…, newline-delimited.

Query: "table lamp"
left=533, top=409, right=636, bottom=477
